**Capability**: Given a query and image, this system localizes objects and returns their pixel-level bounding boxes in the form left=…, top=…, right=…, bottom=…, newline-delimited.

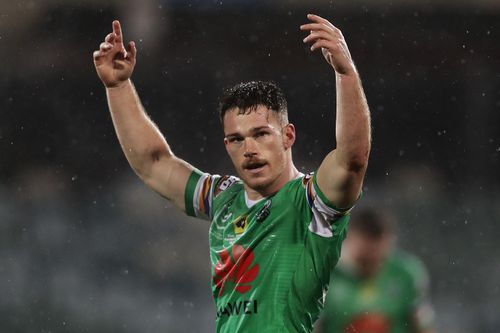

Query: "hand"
left=93, top=20, right=137, bottom=88
left=300, top=14, right=356, bottom=75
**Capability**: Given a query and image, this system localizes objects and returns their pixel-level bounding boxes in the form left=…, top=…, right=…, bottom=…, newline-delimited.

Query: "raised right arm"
left=93, top=20, right=195, bottom=211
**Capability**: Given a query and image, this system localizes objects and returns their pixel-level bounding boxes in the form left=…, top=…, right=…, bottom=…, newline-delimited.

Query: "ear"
left=282, top=123, right=296, bottom=150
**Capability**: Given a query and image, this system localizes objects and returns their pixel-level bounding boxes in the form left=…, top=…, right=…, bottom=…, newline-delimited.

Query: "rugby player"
left=316, top=209, right=436, bottom=333
left=93, top=14, right=371, bottom=332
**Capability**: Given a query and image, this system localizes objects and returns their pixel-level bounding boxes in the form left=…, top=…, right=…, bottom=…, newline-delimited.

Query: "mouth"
left=243, top=161, right=267, bottom=174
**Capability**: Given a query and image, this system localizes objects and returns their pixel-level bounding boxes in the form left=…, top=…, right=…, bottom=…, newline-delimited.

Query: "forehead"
left=223, top=105, right=281, bottom=134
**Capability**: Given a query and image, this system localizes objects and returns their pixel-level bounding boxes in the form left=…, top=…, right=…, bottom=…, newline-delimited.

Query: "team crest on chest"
left=233, top=215, right=248, bottom=234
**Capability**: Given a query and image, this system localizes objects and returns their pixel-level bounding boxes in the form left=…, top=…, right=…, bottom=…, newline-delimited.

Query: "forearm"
left=335, top=71, right=371, bottom=170
left=106, top=79, right=172, bottom=178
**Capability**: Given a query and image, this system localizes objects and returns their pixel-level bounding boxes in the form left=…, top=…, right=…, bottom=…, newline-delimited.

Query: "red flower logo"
left=213, top=245, right=259, bottom=296
left=345, top=313, right=390, bottom=333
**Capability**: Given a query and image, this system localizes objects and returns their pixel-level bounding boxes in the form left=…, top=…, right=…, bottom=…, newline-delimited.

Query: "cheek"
left=265, top=138, right=286, bottom=156
left=225, top=147, right=239, bottom=163
left=230, top=152, right=242, bottom=165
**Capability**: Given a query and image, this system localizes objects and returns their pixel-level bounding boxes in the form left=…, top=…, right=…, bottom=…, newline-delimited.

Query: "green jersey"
left=185, top=170, right=352, bottom=333
left=321, top=252, right=434, bottom=333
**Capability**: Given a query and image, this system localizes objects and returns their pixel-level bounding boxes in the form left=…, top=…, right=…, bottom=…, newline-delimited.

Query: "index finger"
left=112, top=20, right=123, bottom=44
left=300, top=23, right=330, bottom=31
left=307, top=14, right=334, bottom=28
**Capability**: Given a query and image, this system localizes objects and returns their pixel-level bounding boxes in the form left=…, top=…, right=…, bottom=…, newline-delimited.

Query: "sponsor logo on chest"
left=216, top=300, right=258, bottom=318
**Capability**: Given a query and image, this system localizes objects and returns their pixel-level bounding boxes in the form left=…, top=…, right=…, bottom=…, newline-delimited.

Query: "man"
left=317, top=208, right=436, bottom=333
left=93, top=14, right=370, bottom=333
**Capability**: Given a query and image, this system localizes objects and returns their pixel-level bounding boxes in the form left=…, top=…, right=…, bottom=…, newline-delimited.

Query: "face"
left=344, top=230, right=393, bottom=278
left=223, top=105, right=295, bottom=195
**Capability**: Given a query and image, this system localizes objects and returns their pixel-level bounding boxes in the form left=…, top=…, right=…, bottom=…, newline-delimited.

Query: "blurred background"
left=1, top=0, right=499, bottom=332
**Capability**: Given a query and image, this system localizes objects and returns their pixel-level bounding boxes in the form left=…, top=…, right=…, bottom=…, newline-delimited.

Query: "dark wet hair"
left=349, top=208, right=395, bottom=238
left=218, top=81, right=288, bottom=124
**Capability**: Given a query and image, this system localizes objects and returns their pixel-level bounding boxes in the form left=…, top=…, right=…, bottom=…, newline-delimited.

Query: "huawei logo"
left=213, top=245, right=259, bottom=296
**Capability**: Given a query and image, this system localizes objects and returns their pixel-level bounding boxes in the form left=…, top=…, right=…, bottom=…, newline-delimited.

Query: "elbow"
left=132, top=146, right=172, bottom=178
left=344, top=145, right=370, bottom=172
left=149, top=146, right=171, bottom=163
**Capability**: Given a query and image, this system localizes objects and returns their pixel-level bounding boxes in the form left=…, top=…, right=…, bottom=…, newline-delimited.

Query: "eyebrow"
left=225, top=126, right=274, bottom=138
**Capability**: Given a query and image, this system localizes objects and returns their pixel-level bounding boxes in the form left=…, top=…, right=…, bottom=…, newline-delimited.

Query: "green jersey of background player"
left=93, top=13, right=371, bottom=332
left=316, top=209, right=436, bottom=333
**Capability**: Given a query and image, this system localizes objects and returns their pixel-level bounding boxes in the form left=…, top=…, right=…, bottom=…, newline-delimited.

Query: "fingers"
left=301, top=14, right=344, bottom=51
left=112, top=20, right=127, bottom=56
left=105, top=32, right=116, bottom=43
left=300, top=23, right=325, bottom=31
left=300, top=23, right=339, bottom=34
left=112, top=20, right=123, bottom=44
left=100, top=42, right=113, bottom=51
left=93, top=21, right=134, bottom=64
left=303, top=30, right=335, bottom=44
left=93, top=50, right=102, bottom=62
left=300, top=15, right=341, bottom=47
left=300, top=14, right=355, bottom=74
left=93, top=42, right=113, bottom=63
left=126, top=41, right=137, bottom=61
left=310, top=39, right=331, bottom=52
left=306, top=13, right=333, bottom=27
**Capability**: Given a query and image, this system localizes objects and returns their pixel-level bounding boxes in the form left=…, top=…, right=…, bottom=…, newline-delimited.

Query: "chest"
left=208, top=192, right=311, bottom=302
left=209, top=192, right=310, bottom=255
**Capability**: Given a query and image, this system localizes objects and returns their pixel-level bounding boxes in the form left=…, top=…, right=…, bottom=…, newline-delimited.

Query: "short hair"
left=349, top=208, right=395, bottom=238
left=218, top=81, right=288, bottom=125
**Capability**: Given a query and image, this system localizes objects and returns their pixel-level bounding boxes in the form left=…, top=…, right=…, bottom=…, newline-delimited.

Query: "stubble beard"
left=243, top=165, right=284, bottom=194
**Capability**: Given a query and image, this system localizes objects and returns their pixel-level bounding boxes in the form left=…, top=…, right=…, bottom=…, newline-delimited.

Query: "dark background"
left=1, top=0, right=499, bottom=332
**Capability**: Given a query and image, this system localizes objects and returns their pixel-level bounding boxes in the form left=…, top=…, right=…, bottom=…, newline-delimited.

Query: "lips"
left=243, top=160, right=267, bottom=174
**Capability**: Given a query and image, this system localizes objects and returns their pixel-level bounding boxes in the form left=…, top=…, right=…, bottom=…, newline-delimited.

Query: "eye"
left=255, top=131, right=268, bottom=138
left=227, top=136, right=243, bottom=143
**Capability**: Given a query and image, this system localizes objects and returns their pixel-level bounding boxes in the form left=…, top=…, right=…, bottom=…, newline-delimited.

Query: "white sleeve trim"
left=305, top=177, right=352, bottom=238
left=192, top=173, right=212, bottom=221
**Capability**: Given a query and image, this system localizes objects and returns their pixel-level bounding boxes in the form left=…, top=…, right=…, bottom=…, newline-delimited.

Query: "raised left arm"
left=301, top=14, right=371, bottom=209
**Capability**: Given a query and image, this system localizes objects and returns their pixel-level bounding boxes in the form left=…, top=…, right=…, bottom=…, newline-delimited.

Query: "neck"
left=244, top=162, right=299, bottom=201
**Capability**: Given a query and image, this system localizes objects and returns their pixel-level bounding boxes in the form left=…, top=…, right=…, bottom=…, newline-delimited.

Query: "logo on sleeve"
left=213, top=245, right=259, bottom=297
left=214, top=175, right=239, bottom=197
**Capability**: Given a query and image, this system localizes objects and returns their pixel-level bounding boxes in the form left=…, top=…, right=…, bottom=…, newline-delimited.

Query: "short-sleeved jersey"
left=184, top=170, right=353, bottom=333
left=320, top=252, right=435, bottom=333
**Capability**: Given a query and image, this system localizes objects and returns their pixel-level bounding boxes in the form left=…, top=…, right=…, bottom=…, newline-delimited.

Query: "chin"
left=243, top=175, right=273, bottom=191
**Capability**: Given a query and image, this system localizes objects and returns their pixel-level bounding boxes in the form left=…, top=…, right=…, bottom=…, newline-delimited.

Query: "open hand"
left=301, top=14, right=356, bottom=75
left=93, top=21, right=137, bottom=88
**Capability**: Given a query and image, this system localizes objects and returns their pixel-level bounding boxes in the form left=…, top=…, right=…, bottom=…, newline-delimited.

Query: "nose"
left=243, top=138, right=258, bottom=158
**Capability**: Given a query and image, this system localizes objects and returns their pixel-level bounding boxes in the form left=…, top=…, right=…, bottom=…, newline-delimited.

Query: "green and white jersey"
left=320, top=252, right=435, bottom=333
left=185, top=170, right=353, bottom=333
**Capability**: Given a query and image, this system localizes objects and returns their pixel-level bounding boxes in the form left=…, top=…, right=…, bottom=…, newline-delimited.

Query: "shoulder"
left=210, top=175, right=244, bottom=210
left=279, top=172, right=317, bottom=196
left=275, top=173, right=312, bottom=207
left=213, top=175, right=242, bottom=197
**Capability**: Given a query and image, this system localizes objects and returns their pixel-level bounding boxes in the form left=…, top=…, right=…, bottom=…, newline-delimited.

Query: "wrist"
left=335, top=69, right=360, bottom=83
left=106, top=79, right=132, bottom=91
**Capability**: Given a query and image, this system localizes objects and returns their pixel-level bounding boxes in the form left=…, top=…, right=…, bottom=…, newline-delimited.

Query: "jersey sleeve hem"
left=312, top=172, right=361, bottom=214
left=184, top=170, right=203, bottom=217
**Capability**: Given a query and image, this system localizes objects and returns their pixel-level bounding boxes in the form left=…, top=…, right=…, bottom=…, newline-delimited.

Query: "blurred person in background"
left=92, top=14, right=371, bottom=333
left=315, top=208, right=435, bottom=333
